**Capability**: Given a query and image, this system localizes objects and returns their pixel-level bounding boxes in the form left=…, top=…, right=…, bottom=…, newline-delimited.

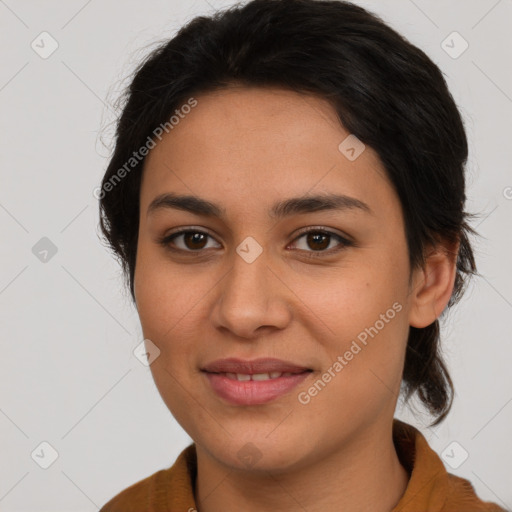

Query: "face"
left=134, top=86, right=425, bottom=472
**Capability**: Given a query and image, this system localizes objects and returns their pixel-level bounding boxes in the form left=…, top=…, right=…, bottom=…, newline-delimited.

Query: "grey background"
left=1, top=0, right=511, bottom=510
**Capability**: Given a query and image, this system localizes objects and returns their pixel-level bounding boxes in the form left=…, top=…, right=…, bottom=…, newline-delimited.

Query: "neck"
left=194, top=419, right=410, bottom=512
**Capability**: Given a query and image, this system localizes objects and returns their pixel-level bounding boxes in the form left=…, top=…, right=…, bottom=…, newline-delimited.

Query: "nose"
left=210, top=248, right=292, bottom=340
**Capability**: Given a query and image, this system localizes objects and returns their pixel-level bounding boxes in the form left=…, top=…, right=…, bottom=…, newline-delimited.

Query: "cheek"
left=292, top=255, right=409, bottom=386
left=134, top=238, right=191, bottom=325
left=134, top=246, right=180, bottom=341
left=291, top=257, right=405, bottom=334
left=134, top=254, right=200, bottom=415
left=133, top=245, right=208, bottom=375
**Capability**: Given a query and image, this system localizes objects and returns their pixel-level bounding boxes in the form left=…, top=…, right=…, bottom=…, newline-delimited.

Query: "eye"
left=157, top=227, right=353, bottom=258
left=289, top=228, right=353, bottom=258
left=158, top=229, right=221, bottom=252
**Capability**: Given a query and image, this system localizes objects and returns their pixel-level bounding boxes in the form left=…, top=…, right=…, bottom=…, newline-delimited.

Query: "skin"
left=133, top=85, right=458, bottom=512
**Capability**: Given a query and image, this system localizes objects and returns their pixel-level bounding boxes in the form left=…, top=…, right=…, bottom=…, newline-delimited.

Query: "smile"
left=203, top=370, right=312, bottom=405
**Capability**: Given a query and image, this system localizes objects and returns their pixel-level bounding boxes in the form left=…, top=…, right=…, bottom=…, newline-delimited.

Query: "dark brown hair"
left=98, top=0, right=479, bottom=427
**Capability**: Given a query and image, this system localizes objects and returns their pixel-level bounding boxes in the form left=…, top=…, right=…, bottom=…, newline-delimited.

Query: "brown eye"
left=158, top=227, right=353, bottom=259
left=181, top=232, right=208, bottom=250
left=305, top=232, right=331, bottom=251
left=289, top=229, right=353, bottom=258
left=159, top=230, right=221, bottom=252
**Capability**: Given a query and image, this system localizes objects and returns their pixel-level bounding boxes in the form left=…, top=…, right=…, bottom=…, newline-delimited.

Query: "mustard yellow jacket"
left=100, top=419, right=507, bottom=511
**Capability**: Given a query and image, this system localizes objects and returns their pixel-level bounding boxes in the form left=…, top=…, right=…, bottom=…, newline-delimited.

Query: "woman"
left=97, top=0, right=506, bottom=510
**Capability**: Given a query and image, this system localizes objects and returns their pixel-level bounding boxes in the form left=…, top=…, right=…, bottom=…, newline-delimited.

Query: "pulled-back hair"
left=98, top=0, right=479, bottom=427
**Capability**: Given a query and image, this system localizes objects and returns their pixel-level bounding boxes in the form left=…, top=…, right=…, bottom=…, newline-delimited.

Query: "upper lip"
left=202, top=357, right=312, bottom=375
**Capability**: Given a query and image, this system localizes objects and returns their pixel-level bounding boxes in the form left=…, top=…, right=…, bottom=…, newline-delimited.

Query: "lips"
left=203, top=371, right=312, bottom=405
left=201, top=357, right=312, bottom=375
left=201, top=358, right=313, bottom=405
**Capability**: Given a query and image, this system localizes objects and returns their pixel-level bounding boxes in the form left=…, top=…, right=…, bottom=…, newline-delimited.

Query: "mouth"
left=203, top=370, right=312, bottom=381
left=201, top=357, right=313, bottom=375
left=201, top=359, right=314, bottom=405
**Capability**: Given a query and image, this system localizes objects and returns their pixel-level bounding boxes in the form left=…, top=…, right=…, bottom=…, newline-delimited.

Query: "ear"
left=408, top=239, right=459, bottom=328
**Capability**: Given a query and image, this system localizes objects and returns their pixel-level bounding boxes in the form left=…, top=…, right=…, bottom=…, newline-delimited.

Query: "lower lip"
left=203, top=371, right=312, bottom=405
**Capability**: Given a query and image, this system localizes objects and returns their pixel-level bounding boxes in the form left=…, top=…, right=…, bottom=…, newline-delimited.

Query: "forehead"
left=148, top=86, right=348, bottom=159
left=140, top=86, right=397, bottom=222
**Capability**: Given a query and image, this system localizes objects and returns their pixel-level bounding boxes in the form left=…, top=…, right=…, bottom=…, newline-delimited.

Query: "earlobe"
left=408, top=241, right=459, bottom=328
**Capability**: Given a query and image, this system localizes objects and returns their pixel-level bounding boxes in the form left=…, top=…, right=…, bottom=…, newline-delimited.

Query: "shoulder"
left=99, top=467, right=171, bottom=512
left=99, top=444, right=197, bottom=512
left=443, top=472, right=508, bottom=512
left=391, top=419, right=507, bottom=512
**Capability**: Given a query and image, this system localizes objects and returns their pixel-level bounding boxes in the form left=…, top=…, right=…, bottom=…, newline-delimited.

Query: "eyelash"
left=157, top=227, right=354, bottom=259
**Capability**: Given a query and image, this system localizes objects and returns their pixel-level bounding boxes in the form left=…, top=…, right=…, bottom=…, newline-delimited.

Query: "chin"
left=205, top=433, right=310, bottom=474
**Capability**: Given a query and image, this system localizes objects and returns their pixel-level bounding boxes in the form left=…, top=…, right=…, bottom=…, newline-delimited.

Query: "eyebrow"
left=146, top=192, right=373, bottom=219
